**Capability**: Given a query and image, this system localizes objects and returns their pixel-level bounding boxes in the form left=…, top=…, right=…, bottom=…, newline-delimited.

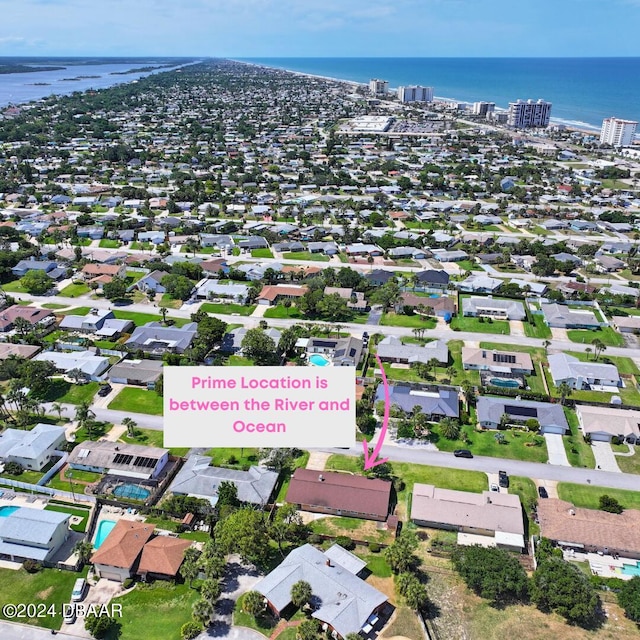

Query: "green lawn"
left=380, top=312, right=437, bottom=329
left=121, top=427, right=189, bottom=457
left=41, top=303, right=67, bottom=309
left=113, top=582, right=201, bottom=640
left=204, top=447, right=260, bottom=468
left=59, top=282, right=91, bottom=298
left=58, top=306, right=92, bottom=316
left=0, top=566, right=84, bottom=630
left=1, top=468, right=45, bottom=484
left=617, top=450, right=640, bottom=475
left=158, top=294, right=182, bottom=309
left=430, top=421, right=549, bottom=463
left=125, top=271, right=144, bottom=284
left=524, top=313, right=552, bottom=339
left=557, top=483, right=640, bottom=511
left=566, top=326, right=625, bottom=347
left=99, top=239, right=121, bottom=248
left=562, top=407, right=595, bottom=469
left=200, top=302, right=256, bottom=316
left=108, top=387, right=163, bottom=415
left=282, top=251, right=329, bottom=262
left=41, top=380, right=99, bottom=404
left=251, top=248, right=274, bottom=258
left=455, top=259, right=482, bottom=272
left=451, top=315, right=511, bottom=334
left=509, top=476, right=539, bottom=536
left=44, top=503, right=90, bottom=532
left=1, top=279, right=29, bottom=293
left=113, top=310, right=190, bottom=327
left=227, top=355, right=255, bottom=366
left=263, top=305, right=302, bottom=319
left=234, top=592, right=278, bottom=636
left=563, top=350, right=640, bottom=375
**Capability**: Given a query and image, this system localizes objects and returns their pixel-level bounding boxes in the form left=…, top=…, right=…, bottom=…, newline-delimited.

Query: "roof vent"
left=569, top=509, right=576, bottom=516
left=326, top=559, right=332, bottom=567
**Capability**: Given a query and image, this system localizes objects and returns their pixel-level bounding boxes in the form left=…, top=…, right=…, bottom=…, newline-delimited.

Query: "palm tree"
left=290, top=580, right=313, bottom=609
left=160, top=306, right=168, bottom=325
left=439, top=417, right=461, bottom=440
left=74, top=401, right=96, bottom=433
left=427, top=357, right=440, bottom=379
left=542, top=339, right=551, bottom=352
left=122, top=417, right=137, bottom=438
left=446, top=366, right=457, bottom=381
left=192, top=598, right=214, bottom=627
left=558, top=381, right=573, bottom=405
left=585, top=347, right=592, bottom=360
left=51, top=402, right=64, bottom=421
left=591, top=338, right=606, bottom=361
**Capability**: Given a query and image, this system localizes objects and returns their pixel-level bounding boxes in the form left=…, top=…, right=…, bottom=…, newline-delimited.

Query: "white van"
left=71, top=578, right=86, bottom=602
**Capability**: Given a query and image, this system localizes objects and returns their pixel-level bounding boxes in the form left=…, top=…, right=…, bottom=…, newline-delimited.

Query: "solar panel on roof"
left=505, top=405, right=538, bottom=418
left=113, top=453, right=134, bottom=465
left=133, top=456, right=157, bottom=469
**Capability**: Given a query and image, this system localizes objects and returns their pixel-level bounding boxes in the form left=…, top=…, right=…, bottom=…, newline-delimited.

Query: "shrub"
left=309, top=534, right=323, bottom=545
left=599, top=494, right=624, bottom=514
left=335, top=535, right=356, bottom=550
left=181, top=622, right=202, bottom=639
left=22, top=559, right=42, bottom=573
left=122, top=578, right=134, bottom=589
left=369, top=542, right=381, bottom=553
left=4, top=461, right=23, bottom=476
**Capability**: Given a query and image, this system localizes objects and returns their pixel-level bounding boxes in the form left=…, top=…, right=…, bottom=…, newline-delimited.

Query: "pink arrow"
left=362, top=353, right=390, bottom=470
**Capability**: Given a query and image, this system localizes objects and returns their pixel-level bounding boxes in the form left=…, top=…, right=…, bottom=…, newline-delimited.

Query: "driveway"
left=544, top=433, right=570, bottom=466
left=366, top=305, right=383, bottom=325
left=198, top=556, right=263, bottom=640
left=60, top=578, right=123, bottom=636
left=592, top=441, right=621, bottom=473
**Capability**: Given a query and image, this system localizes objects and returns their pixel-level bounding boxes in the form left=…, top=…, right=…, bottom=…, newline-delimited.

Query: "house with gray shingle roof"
left=255, top=543, right=387, bottom=639
left=377, top=336, right=448, bottom=365
left=477, top=396, right=568, bottom=434
left=0, top=423, right=66, bottom=471
left=462, top=297, right=525, bottom=321
left=540, top=303, right=601, bottom=329
left=125, top=322, right=198, bottom=355
left=375, top=384, right=459, bottom=418
left=168, top=456, right=278, bottom=506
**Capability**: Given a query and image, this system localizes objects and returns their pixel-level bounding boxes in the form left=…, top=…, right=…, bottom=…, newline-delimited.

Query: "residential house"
left=200, top=258, right=230, bottom=278
left=136, top=270, right=170, bottom=294
left=238, top=236, right=269, bottom=250
left=365, top=270, right=395, bottom=286
left=377, top=336, right=448, bottom=365
left=0, top=507, right=70, bottom=563
left=548, top=353, right=620, bottom=390
left=306, top=337, right=364, bottom=366
left=108, top=359, right=164, bottom=387
left=307, top=241, right=339, bottom=255
left=125, top=322, right=198, bottom=355
left=476, top=396, right=569, bottom=434
left=462, top=297, right=526, bottom=321
left=345, top=243, right=383, bottom=257
left=0, top=423, right=66, bottom=471
left=0, top=305, right=53, bottom=332
left=286, top=469, right=392, bottom=521
left=375, top=384, right=459, bottom=419
left=195, top=281, right=248, bottom=302
left=0, top=343, right=41, bottom=360
left=413, top=270, right=450, bottom=292
left=410, top=484, right=525, bottom=552
left=168, top=456, right=279, bottom=506
left=255, top=544, right=388, bottom=639
left=323, top=287, right=367, bottom=312
left=257, top=284, right=308, bottom=306
left=462, top=347, right=534, bottom=375
left=59, top=309, right=133, bottom=337
left=81, top=263, right=127, bottom=281
left=431, top=249, right=469, bottom=262
left=457, top=274, right=502, bottom=293
left=612, top=316, right=640, bottom=334
left=595, top=255, right=625, bottom=273
left=537, top=499, right=640, bottom=561
left=541, top=303, right=601, bottom=329
left=34, top=350, right=110, bottom=380
left=396, top=293, right=456, bottom=319
left=68, top=440, right=169, bottom=480
left=576, top=405, right=640, bottom=443
left=136, top=537, right=192, bottom=582
left=11, top=258, right=58, bottom=278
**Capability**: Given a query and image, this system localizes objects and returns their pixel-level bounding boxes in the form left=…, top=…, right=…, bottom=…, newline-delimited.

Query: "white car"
left=490, top=483, right=499, bottom=492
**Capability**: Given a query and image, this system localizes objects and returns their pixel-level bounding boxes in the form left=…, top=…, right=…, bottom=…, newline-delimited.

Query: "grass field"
left=41, top=303, right=67, bottom=309
left=451, top=315, right=511, bottom=334
left=227, top=355, right=255, bottom=366
left=203, top=447, right=260, bottom=468
left=113, top=582, right=201, bottom=640
left=113, top=310, right=190, bottom=327
left=1, top=278, right=29, bottom=293
left=509, top=476, right=539, bottom=536
left=380, top=312, right=437, bottom=329
left=44, top=503, right=90, bottom=532
left=200, top=302, right=256, bottom=316
left=251, top=248, right=274, bottom=258
left=59, top=282, right=91, bottom=298
left=233, top=592, right=278, bottom=636
left=57, top=306, right=92, bottom=316
left=0, top=566, right=84, bottom=630
left=99, top=239, right=121, bottom=248
left=617, top=450, right=640, bottom=475
left=524, top=313, right=552, bottom=339
left=563, top=407, right=596, bottom=469
left=158, top=294, right=182, bottom=309
left=120, top=428, right=189, bottom=457
left=282, top=251, right=329, bottom=262
left=566, top=326, right=625, bottom=347
left=108, top=387, right=163, bottom=415
left=263, top=304, right=302, bottom=319
left=557, top=482, right=640, bottom=510
left=42, top=380, right=99, bottom=404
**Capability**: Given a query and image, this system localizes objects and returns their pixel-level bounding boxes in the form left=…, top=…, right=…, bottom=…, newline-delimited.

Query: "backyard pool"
left=622, top=560, right=640, bottom=577
left=113, top=483, right=151, bottom=501
left=0, top=506, right=19, bottom=517
left=94, top=519, right=116, bottom=548
left=489, top=378, right=521, bottom=389
left=309, top=354, right=331, bottom=367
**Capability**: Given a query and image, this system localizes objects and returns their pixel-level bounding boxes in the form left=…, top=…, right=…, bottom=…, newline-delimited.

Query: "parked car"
left=71, top=578, right=86, bottom=602
left=454, top=449, right=473, bottom=458
left=538, top=486, right=549, bottom=499
left=62, top=604, right=77, bottom=624
left=490, top=483, right=499, bottom=492
left=498, top=470, right=509, bottom=488
left=97, top=385, right=112, bottom=397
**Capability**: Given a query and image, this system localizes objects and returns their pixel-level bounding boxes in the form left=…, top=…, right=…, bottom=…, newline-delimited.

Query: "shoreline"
left=232, top=58, right=603, bottom=135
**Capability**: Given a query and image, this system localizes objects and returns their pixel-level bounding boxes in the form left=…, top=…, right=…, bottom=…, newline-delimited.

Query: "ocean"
left=242, top=57, right=640, bottom=132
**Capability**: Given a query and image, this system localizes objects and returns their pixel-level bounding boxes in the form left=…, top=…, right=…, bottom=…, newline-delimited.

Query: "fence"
left=0, top=478, right=96, bottom=504
left=37, top=452, right=68, bottom=486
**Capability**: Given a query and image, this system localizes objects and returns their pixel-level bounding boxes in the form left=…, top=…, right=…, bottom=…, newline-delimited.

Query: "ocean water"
left=0, top=59, right=191, bottom=108
left=242, top=57, right=640, bottom=131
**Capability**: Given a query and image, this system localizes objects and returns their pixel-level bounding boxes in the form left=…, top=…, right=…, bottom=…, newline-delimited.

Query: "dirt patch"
left=36, top=586, right=54, bottom=600
left=366, top=575, right=397, bottom=605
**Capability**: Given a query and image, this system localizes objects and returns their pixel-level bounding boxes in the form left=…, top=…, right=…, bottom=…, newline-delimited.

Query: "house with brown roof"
left=91, top=520, right=154, bottom=582
left=137, top=537, right=192, bottom=581
left=80, top=263, right=127, bottom=281
left=257, top=284, right=308, bottom=306
left=537, top=499, right=640, bottom=559
left=396, top=293, right=456, bottom=318
left=0, top=305, right=53, bottom=333
left=286, top=469, right=392, bottom=521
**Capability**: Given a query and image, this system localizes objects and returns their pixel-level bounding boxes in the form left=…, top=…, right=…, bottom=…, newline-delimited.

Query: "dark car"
left=498, top=470, right=509, bottom=488
left=97, top=385, right=112, bottom=397
left=454, top=449, right=473, bottom=458
left=538, top=486, right=549, bottom=499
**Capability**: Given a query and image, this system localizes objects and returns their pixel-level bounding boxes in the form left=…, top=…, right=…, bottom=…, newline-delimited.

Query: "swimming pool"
left=309, top=354, right=331, bottom=367
left=489, top=378, right=521, bottom=389
left=94, top=520, right=116, bottom=548
left=622, top=560, right=640, bottom=576
left=113, top=484, right=151, bottom=500
left=0, top=506, right=19, bottom=517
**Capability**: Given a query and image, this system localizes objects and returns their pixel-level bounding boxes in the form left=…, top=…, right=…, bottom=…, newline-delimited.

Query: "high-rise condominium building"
left=369, top=79, right=389, bottom=96
left=600, top=117, right=638, bottom=147
left=397, top=85, right=434, bottom=103
left=472, top=101, right=496, bottom=117
left=507, top=99, right=552, bottom=128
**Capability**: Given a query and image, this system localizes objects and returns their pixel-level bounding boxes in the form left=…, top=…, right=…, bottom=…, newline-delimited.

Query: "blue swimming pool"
left=113, top=484, right=151, bottom=500
left=490, top=378, right=521, bottom=388
left=0, top=506, right=19, bottom=517
left=94, top=520, right=116, bottom=548
left=622, top=560, right=640, bottom=576
left=309, top=354, right=331, bottom=367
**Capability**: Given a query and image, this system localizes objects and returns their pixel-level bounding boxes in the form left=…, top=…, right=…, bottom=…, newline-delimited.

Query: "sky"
left=1, top=0, right=640, bottom=57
